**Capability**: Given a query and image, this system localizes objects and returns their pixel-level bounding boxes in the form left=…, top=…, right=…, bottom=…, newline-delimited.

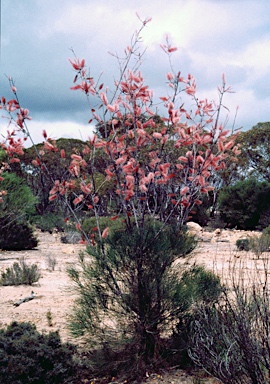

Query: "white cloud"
left=0, top=120, right=94, bottom=148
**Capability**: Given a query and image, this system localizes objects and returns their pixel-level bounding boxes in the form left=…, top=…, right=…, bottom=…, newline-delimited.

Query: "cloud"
left=0, top=119, right=94, bottom=147
left=1, top=0, right=270, bottom=139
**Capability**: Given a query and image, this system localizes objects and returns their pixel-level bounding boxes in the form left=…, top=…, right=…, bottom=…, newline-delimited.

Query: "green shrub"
left=0, top=259, right=41, bottom=286
left=67, top=219, right=205, bottom=380
left=0, top=322, right=78, bottom=384
left=33, top=212, right=67, bottom=233
left=218, top=179, right=270, bottom=230
left=0, top=217, right=38, bottom=251
left=249, top=232, right=270, bottom=258
left=0, top=172, right=38, bottom=250
left=236, top=238, right=250, bottom=251
left=174, top=264, right=223, bottom=309
left=262, top=225, right=270, bottom=236
left=0, top=172, right=37, bottom=220
left=169, top=265, right=223, bottom=367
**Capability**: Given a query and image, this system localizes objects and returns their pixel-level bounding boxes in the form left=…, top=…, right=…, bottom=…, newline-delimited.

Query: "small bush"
left=46, top=255, right=57, bottom=271
left=0, top=321, right=78, bottom=384
left=249, top=230, right=270, bottom=258
left=0, top=217, right=38, bottom=251
left=262, top=225, right=270, bottom=236
left=0, top=259, right=41, bottom=286
left=68, top=220, right=197, bottom=381
left=236, top=238, right=250, bottom=251
left=46, top=310, right=53, bottom=327
left=169, top=265, right=223, bottom=367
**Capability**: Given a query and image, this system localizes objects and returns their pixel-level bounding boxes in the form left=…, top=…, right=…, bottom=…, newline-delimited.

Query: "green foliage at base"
left=67, top=219, right=222, bottom=381
left=81, top=215, right=125, bottom=238
left=0, top=322, right=78, bottom=384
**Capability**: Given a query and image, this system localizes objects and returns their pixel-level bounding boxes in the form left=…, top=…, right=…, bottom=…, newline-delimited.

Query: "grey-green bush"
left=0, top=259, right=40, bottom=286
left=0, top=322, right=79, bottom=384
left=236, top=238, right=250, bottom=251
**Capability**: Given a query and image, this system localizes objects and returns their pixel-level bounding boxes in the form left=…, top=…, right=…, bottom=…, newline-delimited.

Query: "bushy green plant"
left=81, top=215, right=125, bottom=239
left=0, top=172, right=38, bottom=250
left=0, top=172, right=37, bottom=220
left=236, top=238, right=250, bottom=251
left=67, top=219, right=202, bottom=380
left=0, top=217, right=38, bottom=251
left=0, top=259, right=40, bottom=286
left=218, top=179, right=270, bottom=230
left=249, top=231, right=270, bottom=258
left=0, top=322, right=78, bottom=384
left=168, top=265, right=223, bottom=367
left=174, top=264, right=223, bottom=310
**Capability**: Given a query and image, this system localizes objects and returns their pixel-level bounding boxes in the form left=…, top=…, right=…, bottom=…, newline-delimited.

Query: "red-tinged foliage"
left=0, top=18, right=240, bottom=240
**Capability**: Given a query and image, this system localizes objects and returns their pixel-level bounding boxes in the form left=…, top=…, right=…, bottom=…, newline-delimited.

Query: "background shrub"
left=0, top=217, right=38, bottom=251
left=0, top=322, right=79, bottom=384
left=218, top=179, right=270, bottom=230
left=0, top=259, right=41, bottom=286
left=0, top=172, right=38, bottom=251
left=236, top=238, right=250, bottom=251
left=249, top=229, right=270, bottom=258
left=33, top=212, right=67, bottom=233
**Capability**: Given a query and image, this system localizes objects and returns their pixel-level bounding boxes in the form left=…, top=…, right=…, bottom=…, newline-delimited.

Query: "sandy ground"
left=0, top=225, right=264, bottom=383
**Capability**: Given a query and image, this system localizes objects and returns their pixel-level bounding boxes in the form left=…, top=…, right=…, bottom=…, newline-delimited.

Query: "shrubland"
left=2, top=15, right=270, bottom=383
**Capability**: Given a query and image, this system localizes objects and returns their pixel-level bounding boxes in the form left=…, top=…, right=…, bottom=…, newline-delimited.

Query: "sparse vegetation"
left=0, top=258, right=41, bottom=286
left=189, top=257, right=270, bottom=384
left=46, top=254, right=57, bottom=271
left=46, top=310, right=53, bottom=327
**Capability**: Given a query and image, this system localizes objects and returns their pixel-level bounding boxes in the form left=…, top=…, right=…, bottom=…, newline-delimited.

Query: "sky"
left=1, top=0, right=270, bottom=145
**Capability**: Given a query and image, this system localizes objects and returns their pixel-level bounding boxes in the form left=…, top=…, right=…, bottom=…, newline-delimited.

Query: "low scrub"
left=236, top=238, right=250, bottom=251
left=0, top=259, right=41, bottom=286
left=33, top=212, right=67, bottom=233
left=0, top=217, right=38, bottom=251
left=189, top=257, right=270, bottom=383
left=249, top=227, right=270, bottom=258
left=0, top=322, right=80, bottom=384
